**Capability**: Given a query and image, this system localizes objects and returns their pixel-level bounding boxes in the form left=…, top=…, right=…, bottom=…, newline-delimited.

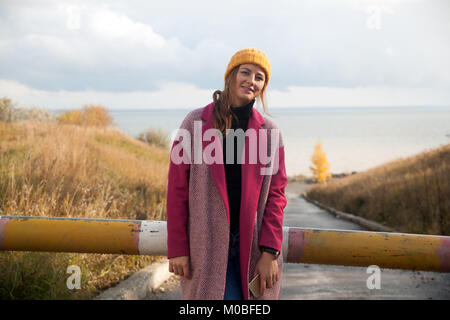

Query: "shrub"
left=57, top=105, right=113, bottom=127
left=0, top=97, right=53, bottom=122
left=0, top=97, right=15, bottom=122
left=82, top=105, right=114, bottom=127
left=57, top=109, right=84, bottom=126
left=137, top=128, right=170, bottom=149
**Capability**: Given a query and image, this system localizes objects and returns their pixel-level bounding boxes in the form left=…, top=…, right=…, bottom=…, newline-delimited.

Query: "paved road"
left=145, top=183, right=450, bottom=300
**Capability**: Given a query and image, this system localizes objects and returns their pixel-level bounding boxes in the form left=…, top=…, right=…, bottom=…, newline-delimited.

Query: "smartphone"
left=249, top=274, right=261, bottom=298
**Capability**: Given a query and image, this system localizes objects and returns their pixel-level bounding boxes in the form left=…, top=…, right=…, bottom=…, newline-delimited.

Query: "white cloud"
left=0, top=0, right=449, bottom=107
left=87, top=6, right=166, bottom=49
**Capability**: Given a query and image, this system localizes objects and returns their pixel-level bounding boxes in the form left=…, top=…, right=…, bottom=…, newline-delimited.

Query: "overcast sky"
left=0, top=0, right=449, bottom=110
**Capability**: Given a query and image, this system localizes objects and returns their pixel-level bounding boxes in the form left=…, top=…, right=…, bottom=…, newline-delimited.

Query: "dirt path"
left=145, top=181, right=450, bottom=300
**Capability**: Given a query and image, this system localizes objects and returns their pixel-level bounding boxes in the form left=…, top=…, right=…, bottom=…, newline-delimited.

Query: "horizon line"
left=47, top=105, right=450, bottom=113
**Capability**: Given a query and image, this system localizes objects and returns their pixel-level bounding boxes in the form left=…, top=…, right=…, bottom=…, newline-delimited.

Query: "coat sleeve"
left=258, top=130, right=288, bottom=252
left=166, top=124, right=192, bottom=259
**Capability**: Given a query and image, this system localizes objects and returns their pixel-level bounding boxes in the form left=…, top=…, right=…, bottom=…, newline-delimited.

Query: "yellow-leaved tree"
left=309, top=142, right=332, bottom=183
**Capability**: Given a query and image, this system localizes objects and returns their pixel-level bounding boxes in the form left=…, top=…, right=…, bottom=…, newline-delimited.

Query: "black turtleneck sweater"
left=223, top=99, right=255, bottom=235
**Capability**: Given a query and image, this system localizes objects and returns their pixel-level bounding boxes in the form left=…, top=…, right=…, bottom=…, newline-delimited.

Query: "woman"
left=166, top=48, right=287, bottom=300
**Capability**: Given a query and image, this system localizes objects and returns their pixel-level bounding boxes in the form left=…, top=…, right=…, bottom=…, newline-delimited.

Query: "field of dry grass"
left=306, top=144, right=450, bottom=236
left=0, top=120, right=170, bottom=299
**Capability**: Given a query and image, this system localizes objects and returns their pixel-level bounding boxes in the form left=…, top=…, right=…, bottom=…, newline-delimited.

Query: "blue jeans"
left=224, top=231, right=243, bottom=300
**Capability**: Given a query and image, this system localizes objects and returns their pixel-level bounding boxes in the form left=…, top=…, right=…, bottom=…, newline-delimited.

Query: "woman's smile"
left=241, top=86, right=254, bottom=94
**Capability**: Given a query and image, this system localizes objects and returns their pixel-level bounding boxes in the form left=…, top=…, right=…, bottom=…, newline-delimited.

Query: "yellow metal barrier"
left=1, top=215, right=449, bottom=273
left=284, top=228, right=450, bottom=273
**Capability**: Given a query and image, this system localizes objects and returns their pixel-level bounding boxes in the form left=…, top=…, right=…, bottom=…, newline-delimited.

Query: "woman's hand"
left=253, top=252, right=279, bottom=296
left=169, top=256, right=191, bottom=279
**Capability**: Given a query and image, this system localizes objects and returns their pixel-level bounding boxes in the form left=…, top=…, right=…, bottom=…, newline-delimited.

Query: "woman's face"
left=231, top=63, right=266, bottom=107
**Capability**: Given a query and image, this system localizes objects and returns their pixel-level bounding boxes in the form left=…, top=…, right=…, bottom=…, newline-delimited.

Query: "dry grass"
left=306, top=144, right=450, bottom=236
left=0, top=121, right=170, bottom=299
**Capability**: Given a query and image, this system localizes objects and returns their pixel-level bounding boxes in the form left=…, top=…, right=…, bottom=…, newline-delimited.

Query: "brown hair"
left=212, top=65, right=270, bottom=137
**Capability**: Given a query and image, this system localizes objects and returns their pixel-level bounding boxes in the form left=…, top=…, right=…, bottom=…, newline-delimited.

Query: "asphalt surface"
left=145, top=182, right=450, bottom=300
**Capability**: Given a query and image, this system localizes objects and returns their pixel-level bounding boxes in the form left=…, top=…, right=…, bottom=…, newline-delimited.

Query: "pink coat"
left=166, top=102, right=287, bottom=300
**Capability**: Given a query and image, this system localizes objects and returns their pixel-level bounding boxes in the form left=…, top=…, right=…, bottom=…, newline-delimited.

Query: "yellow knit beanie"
left=224, top=48, right=271, bottom=87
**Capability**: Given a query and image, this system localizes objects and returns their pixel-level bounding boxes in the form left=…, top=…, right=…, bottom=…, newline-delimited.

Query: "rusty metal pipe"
left=282, top=227, right=450, bottom=273
left=0, top=215, right=166, bottom=256
left=1, top=216, right=449, bottom=272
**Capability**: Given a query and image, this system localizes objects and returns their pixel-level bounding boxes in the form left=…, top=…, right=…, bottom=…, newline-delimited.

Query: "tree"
left=309, top=142, right=332, bottom=183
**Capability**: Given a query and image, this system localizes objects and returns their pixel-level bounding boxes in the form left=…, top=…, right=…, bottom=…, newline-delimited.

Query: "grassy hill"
left=0, top=120, right=170, bottom=299
left=306, top=144, right=450, bottom=236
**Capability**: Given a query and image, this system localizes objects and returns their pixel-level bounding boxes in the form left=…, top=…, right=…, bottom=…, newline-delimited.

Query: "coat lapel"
left=201, top=103, right=230, bottom=228
left=239, top=105, right=266, bottom=300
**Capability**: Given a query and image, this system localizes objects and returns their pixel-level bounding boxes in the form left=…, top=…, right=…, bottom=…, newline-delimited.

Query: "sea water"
left=109, top=106, right=450, bottom=177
